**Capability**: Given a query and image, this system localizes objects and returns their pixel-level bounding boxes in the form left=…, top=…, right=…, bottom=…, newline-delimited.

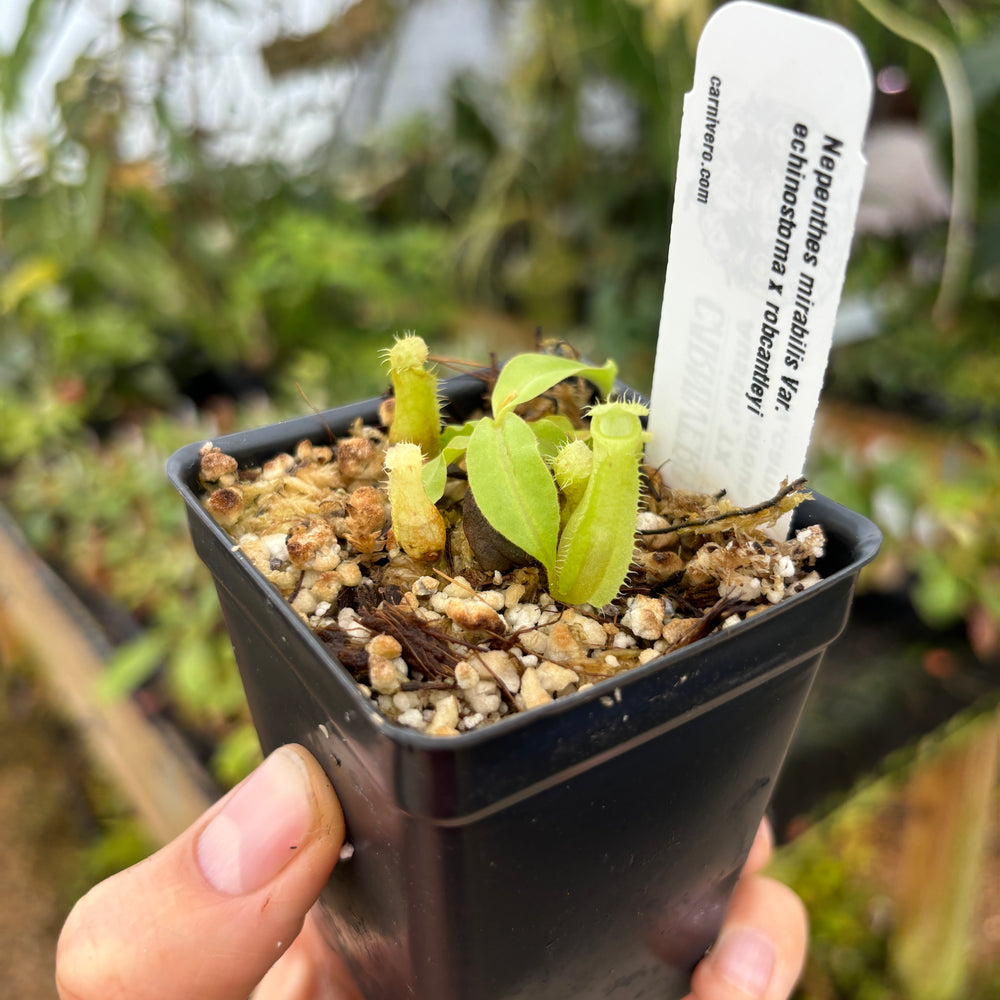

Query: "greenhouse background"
left=1, top=0, right=997, bottom=997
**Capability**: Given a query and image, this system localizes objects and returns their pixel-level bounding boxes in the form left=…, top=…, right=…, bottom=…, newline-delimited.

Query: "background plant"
left=809, top=429, right=1000, bottom=656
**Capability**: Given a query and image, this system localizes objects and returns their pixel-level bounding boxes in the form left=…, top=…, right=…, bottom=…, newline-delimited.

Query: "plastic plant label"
left=645, top=1, right=873, bottom=524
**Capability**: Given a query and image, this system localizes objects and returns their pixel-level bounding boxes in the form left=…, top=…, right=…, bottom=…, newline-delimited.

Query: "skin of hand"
left=56, top=745, right=807, bottom=1000
left=683, top=818, right=808, bottom=1000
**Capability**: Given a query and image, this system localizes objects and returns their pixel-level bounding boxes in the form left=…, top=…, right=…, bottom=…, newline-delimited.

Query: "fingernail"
left=713, top=927, right=775, bottom=998
left=197, top=746, right=317, bottom=895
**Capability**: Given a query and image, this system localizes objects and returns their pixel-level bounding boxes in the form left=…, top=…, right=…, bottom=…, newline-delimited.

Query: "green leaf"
left=422, top=453, right=448, bottom=503
left=423, top=425, right=475, bottom=502
left=529, top=413, right=579, bottom=462
left=99, top=631, right=168, bottom=701
left=169, top=633, right=244, bottom=718
left=491, top=354, right=617, bottom=419
left=440, top=420, right=477, bottom=450
left=911, top=550, right=969, bottom=628
left=211, top=724, right=263, bottom=789
left=466, top=415, right=560, bottom=574
left=440, top=427, right=475, bottom=465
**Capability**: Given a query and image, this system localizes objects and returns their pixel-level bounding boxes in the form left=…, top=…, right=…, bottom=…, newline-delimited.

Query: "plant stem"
left=854, top=0, right=977, bottom=327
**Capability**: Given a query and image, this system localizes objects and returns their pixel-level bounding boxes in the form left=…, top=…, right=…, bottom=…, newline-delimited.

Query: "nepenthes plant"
left=383, top=333, right=648, bottom=608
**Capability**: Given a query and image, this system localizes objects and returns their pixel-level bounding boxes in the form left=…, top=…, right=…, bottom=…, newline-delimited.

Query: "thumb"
left=57, top=744, right=344, bottom=1000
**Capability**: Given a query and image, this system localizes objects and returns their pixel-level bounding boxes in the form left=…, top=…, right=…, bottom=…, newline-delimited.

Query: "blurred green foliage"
left=826, top=296, right=1000, bottom=423
left=2, top=411, right=265, bottom=780
left=810, top=431, right=1000, bottom=640
left=0, top=168, right=456, bottom=458
left=775, top=831, right=899, bottom=1000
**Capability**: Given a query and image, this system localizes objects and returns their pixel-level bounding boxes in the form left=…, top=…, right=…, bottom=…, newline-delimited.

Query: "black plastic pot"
left=168, top=373, right=881, bottom=1000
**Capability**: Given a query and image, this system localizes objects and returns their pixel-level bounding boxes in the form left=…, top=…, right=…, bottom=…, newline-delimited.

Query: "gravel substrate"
left=198, top=423, right=825, bottom=735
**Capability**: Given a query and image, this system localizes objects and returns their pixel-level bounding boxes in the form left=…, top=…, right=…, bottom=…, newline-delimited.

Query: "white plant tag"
left=645, top=1, right=873, bottom=528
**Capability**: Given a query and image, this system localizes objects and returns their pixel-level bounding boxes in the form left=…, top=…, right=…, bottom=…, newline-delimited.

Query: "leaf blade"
left=466, top=415, right=560, bottom=574
left=492, top=355, right=617, bottom=418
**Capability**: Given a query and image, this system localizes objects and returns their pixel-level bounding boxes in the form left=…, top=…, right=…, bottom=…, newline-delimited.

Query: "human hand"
left=56, top=744, right=353, bottom=1000
left=57, top=745, right=806, bottom=1000
left=683, top=818, right=808, bottom=1000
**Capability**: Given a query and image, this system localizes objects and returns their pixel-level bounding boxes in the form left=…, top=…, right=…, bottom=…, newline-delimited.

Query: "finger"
left=57, top=744, right=344, bottom=1000
left=252, top=909, right=363, bottom=1000
left=686, top=874, right=808, bottom=1000
left=742, top=817, right=775, bottom=877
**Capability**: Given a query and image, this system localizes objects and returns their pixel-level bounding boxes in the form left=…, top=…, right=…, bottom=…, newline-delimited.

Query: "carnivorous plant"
left=383, top=335, right=647, bottom=607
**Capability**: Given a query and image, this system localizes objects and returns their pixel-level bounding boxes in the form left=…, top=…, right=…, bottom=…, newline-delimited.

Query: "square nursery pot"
left=168, top=372, right=881, bottom=1000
